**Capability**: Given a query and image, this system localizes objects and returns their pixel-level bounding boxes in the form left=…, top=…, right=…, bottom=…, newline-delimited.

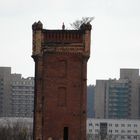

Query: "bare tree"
left=0, top=121, right=33, bottom=140
left=70, top=17, right=94, bottom=30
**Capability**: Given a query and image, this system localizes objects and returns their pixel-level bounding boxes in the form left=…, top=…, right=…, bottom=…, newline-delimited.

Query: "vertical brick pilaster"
left=33, top=56, right=43, bottom=140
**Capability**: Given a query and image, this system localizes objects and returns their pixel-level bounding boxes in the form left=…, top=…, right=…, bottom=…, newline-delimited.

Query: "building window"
left=121, top=136, right=125, bottom=139
left=115, top=130, right=118, bottom=133
left=115, top=124, right=118, bottom=127
left=134, top=124, right=137, bottom=127
left=109, top=123, right=112, bottom=126
left=133, top=130, right=137, bottom=133
left=127, top=124, right=131, bottom=127
left=89, top=129, right=92, bottom=132
left=127, top=136, right=131, bottom=139
left=95, top=123, right=99, bottom=126
left=121, top=124, right=125, bottom=127
left=95, top=129, right=99, bottom=133
left=121, top=130, right=125, bottom=133
left=89, top=123, right=93, bottom=126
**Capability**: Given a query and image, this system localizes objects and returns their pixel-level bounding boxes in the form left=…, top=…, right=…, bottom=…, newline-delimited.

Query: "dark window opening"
left=63, top=127, right=68, bottom=140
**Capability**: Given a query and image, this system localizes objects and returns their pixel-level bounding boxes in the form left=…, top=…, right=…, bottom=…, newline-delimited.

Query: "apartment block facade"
left=0, top=67, right=11, bottom=117
left=0, top=67, right=34, bottom=117
left=106, top=79, right=131, bottom=119
left=87, top=118, right=140, bottom=140
left=11, top=74, right=34, bottom=117
left=94, top=69, right=140, bottom=119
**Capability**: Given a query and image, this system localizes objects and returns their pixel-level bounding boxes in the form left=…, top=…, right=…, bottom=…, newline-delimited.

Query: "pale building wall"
left=94, top=80, right=107, bottom=118
left=120, top=69, right=140, bottom=119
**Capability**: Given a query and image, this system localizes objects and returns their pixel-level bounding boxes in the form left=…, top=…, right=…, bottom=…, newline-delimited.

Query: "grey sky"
left=0, top=0, right=140, bottom=85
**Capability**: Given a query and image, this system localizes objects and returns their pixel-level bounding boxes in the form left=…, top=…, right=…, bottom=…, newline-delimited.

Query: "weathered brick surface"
left=42, top=54, right=87, bottom=140
left=32, top=21, right=91, bottom=140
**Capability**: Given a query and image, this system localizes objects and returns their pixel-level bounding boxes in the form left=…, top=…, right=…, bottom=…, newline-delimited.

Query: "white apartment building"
left=87, top=118, right=140, bottom=140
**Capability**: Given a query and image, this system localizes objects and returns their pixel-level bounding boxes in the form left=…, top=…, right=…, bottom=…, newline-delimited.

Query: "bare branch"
left=70, top=17, right=94, bottom=29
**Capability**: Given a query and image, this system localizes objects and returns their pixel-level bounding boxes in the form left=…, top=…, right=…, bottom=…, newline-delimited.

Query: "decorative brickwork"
left=32, top=21, right=92, bottom=140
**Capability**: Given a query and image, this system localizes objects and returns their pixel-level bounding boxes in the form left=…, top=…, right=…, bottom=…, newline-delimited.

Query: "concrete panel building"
left=94, top=80, right=107, bottom=118
left=0, top=67, right=34, bottom=117
left=11, top=74, right=34, bottom=117
left=94, top=69, right=140, bottom=119
left=0, top=67, right=11, bottom=117
left=87, top=118, right=140, bottom=140
left=106, top=79, right=131, bottom=119
left=87, top=85, right=95, bottom=118
left=120, top=69, right=140, bottom=119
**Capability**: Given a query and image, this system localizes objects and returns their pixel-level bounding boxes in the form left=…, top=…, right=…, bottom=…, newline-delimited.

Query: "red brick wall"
left=41, top=53, right=87, bottom=140
left=32, top=22, right=91, bottom=140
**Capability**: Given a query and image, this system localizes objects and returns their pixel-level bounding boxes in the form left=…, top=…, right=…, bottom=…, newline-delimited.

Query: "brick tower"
left=32, top=21, right=92, bottom=140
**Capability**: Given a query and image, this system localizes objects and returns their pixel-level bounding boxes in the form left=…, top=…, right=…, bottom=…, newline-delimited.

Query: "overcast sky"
left=0, top=0, right=140, bottom=85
